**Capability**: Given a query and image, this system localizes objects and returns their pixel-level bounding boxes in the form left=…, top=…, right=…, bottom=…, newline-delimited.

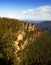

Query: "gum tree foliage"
left=0, top=17, right=51, bottom=65
left=26, top=32, right=51, bottom=65
left=0, top=17, right=23, bottom=64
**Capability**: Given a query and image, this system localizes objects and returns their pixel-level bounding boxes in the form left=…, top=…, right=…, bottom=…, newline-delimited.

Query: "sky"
left=0, top=0, right=51, bottom=21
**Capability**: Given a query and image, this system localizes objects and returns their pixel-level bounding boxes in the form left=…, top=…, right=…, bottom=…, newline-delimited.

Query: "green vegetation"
left=0, top=17, right=23, bottom=65
left=26, top=32, right=51, bottom=65
left=0, top=17, right=51, bottom=65
left=0, top=53, right=3, bottom=58
left=18, top=32, right=51, bottom=65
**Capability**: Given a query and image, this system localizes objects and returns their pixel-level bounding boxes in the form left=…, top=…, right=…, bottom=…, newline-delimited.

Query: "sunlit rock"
left=21, top=39, right=28, bottom=50
left=17, top=34, right=23, bottom=41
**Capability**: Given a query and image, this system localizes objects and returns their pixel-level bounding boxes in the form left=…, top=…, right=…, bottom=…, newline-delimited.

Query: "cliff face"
left=14, top=22, right=41, bottom=51
left=0, top=18, right=42, bottom=65
left=13, top=22, right=41, bottom=65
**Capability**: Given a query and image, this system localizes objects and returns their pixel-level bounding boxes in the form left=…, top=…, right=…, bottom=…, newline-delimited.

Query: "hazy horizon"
left=0, top=0, right=51, bottom=22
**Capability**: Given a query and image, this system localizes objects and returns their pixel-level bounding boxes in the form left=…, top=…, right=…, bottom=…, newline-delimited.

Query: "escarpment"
left=13, top=22, right=41, bottom=65
left=0, top=18, right=42, bottom=65
left=14, top=22, right=41, bottom=52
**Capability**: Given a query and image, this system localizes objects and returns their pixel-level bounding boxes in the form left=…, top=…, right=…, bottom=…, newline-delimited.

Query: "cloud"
left=22, top=5, right=51, bottom=20
left=22, top=10, right=28, bottom=14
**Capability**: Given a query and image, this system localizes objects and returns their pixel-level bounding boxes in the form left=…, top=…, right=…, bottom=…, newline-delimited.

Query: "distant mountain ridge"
left=35, top=21, right=51, bottom=33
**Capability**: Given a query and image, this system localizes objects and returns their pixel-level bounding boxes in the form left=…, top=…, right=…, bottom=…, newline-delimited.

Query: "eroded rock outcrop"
left=13, top=22, right=41, bottom=65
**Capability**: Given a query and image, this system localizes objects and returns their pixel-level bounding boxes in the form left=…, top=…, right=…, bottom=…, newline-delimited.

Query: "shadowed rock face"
left=23, top=22, right=36, bottom=31
left=14, top=23, right=41, bottom=52
left=12, top=22, right=41, bottom=65
left=0, top=58, right=12, bottom=65
left=0, top=18, right=42, bottom=65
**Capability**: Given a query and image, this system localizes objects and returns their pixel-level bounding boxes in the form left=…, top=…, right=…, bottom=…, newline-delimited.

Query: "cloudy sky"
left=0, top=0, right=51, bottom=21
